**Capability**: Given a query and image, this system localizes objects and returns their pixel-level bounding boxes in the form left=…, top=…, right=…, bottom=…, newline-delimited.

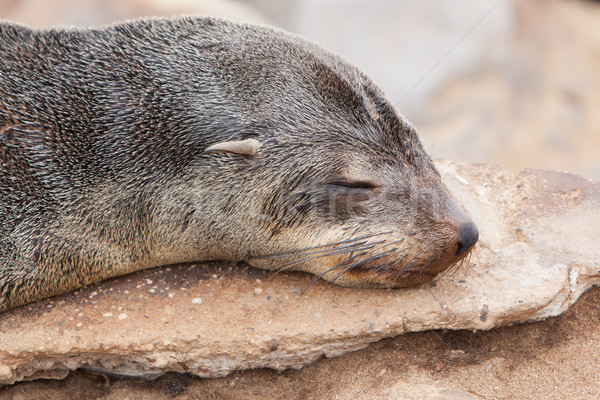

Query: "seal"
left=0, top=17, right=478, bottom=312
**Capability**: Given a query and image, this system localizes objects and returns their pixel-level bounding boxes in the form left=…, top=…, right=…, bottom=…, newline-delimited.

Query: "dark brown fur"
left=0, top=17, right=477, bottom=312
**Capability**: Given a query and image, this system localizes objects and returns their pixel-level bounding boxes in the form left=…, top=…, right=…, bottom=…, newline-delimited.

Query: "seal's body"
left=0, top=17, right=478, bottom=312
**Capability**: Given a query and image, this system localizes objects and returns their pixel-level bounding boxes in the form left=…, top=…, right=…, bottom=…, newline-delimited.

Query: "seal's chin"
left=319, top=247, right=474, bottom=289
left=314, top=225, right=478, bottom=288
left=248, top=223, right=478, bottom=289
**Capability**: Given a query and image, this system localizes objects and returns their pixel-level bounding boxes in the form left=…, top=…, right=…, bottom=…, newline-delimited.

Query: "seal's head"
left=195, top=20, right=478, bottom=288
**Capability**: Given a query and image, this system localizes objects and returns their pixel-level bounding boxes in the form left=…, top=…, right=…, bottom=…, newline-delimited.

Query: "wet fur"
left=0, top=17, right=474, bottom=312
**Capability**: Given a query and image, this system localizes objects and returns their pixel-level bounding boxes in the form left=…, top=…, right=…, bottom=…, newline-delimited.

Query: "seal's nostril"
left=456, top=222, right=479, bottom=256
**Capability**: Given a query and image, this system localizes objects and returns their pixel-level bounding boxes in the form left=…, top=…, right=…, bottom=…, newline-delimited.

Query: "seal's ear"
left=204, top=138, right=260, bottom=157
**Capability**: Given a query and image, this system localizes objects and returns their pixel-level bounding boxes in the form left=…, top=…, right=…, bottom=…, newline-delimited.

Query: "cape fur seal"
left=0, top=17, right=478, bottom=312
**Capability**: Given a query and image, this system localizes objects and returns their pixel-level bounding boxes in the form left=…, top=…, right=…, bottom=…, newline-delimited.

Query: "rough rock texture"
left=387, top=381, right=483, bottom=400
left=1, top=161, right=599, bottom=385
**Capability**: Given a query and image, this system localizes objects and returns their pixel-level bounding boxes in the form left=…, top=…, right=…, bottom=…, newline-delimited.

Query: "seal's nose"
left=456, top=222, right=479, bottom=256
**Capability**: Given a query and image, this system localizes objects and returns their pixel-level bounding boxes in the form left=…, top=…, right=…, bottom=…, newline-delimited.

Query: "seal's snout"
left=456, top=222, right=479, bottom=257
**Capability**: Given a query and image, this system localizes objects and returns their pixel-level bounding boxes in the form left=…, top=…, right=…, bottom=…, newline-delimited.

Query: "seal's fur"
left=0, top=17, right=477, bottom=312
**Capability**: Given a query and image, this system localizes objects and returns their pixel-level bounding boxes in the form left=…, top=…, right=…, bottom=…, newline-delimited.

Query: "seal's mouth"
left=250, top=224, right=478, bottom=289
left=345, top=223, right=478, bottom=288
left=327, top=241, right=475, bottom=289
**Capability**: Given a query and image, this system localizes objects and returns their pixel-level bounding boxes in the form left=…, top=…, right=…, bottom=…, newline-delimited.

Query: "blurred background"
left=1, top=0, right=599, bottom=179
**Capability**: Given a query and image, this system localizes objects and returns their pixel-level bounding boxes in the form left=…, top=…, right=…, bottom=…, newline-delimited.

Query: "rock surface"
left=0, top=161, right=599, bottom=385
left=387, top=381, right=483, bottom=400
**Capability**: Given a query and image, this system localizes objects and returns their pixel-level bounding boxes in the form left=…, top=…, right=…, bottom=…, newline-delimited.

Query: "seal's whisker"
left=252, top=231, right=393, bottom=259
left=410, top=256, right=434, bottom=283
left=257, top=241, right=369, bottom=260
left=255, top=239, right=387, bottom=260
left=417, top=256, right=433, bottom=274
left=328, top=247, right=399, bottom=284
left=252, top=239, right=366, bottom=259
left=368, top=246, right=415, bottom=277
left=306, top=243, right=407, bottom=292
left=369, top=256, right=408, bottom=282
left=452, top=258, right=465, bottom=275
left=273, top=242, right=379, bottom=273
left=438, top=259, right=457, bottom=280
left=361, top=246, right=412, bottom=284
left=371, top=249, right=422, bottom=283
left=372, top=238, right=405, bottom=250
left=443, top=250, right=471, bottom=280
left=274, top=237, right=405, bottom=284
left=397, top=251, right=425, bottom=275
left=450, top=251, right=472, bottom=277
left=300, top=252, right=367, bottom=294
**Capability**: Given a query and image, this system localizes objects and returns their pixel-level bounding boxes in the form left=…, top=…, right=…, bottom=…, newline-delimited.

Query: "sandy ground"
left=2, top=286, right=599, bottom=400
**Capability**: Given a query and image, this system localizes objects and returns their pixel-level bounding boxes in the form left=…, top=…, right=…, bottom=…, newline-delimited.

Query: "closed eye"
left=326, top=177, right=378, bottom=190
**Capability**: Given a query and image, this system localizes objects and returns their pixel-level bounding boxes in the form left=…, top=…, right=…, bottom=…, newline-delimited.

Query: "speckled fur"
left=0, top=17, right=475, bottom=312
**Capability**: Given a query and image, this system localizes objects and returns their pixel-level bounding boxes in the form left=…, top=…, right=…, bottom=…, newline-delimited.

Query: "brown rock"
left=0, top=161, right=599, bottom=385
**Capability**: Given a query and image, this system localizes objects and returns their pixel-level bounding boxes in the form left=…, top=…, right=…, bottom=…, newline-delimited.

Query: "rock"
left=1, top=161, right=599, bottom=385
left=387, top=381, right=483, bottom=400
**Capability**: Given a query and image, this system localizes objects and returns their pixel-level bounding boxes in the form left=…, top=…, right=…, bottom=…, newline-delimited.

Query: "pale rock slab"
left=387, top=381, right=483, bottom=400
left=0, top=161, right=598, bottom=385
